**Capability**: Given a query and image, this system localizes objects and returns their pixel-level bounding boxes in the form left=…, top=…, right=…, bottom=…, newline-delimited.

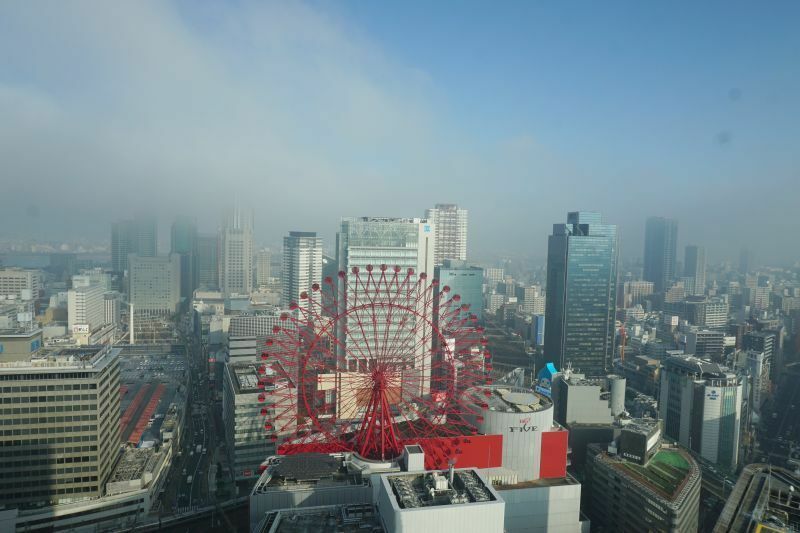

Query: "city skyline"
left=1, top=3, right=800, bottom=531
left=1, top=2, right=799, bottom=264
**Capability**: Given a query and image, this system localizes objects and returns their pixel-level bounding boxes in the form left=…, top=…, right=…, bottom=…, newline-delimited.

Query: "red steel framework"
left=258, top=265, right=492, bottom=461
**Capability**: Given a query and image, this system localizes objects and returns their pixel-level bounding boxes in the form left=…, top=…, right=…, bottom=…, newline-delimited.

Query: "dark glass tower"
left=197, top=234, right=219, bottom=290
left=683, top=244, right=706, bottom=296
left=544, top=212, right=618, bottom=377
left=643, top=216, right=678, bottom=293
left=111, top=220, right=134, bottom=273
left=111, top=216, right=157, bottom=274
left=171, top=216, right=198, bottom=300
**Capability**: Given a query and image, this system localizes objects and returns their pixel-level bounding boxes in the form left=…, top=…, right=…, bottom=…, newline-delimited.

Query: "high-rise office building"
left=621, top=280, right=654, bottom=308
left=744, top=350, right=771, bottom=413
left=197, top=234, right=219, bottom=290
left=0, top=345, right=121, bottom=509
left=336, top=217, right=435, bottom=396
left=104, top=292, right=121, bottom=326
left=171, top=216, right=198, bottom=300
left=223, top=362, right=293, bottom=482
left=659, top=354, right=743, bottom=469
left=255, top=249, right=272, bottom=289
left=739, top=248, right=755, bottom=275
left=544, top=212, right=618, bottom=377
left=72, top=269, right=112, bottom=291
left=67, top=283, right=106, bottom=333
left=133, top=215, right=157, bottom=258
left=743, top=330, right=777, bottom=379
left=128, top=254, right=181, bottom=314
left=219, top=209, right=254, bottom=296
left=111, top=221, right=133, bottom=273
left=586, top=441, right=700, bottom=532
left=425, top=203, right=468, bottom=265
left=683, top=329, right=726, bottom=362
left=684, top=245, right=706, bottom=296
left=0, top=268, right=41, bottom=300
left=434, top=259, right=484, bottom=323
left=683, top=297, right=729, bottom=329
left=532, top=314, right=545, bottom=346
left=483, top=268, right=504, bottom=290
left=644, top=216, right=678, bottom=293
left=111, top=217, right=157, bottom=273
left=516, top=285, right=545, bottom=315
left=281, top=232, right=323, bottom=311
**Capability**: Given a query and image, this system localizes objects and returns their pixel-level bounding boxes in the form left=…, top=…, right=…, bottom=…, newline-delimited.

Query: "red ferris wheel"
left=257, top=265, right=492, bottom=462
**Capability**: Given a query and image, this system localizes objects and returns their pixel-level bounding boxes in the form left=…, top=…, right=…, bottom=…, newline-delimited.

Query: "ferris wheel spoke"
left=262, top=268, right=488, bottom=460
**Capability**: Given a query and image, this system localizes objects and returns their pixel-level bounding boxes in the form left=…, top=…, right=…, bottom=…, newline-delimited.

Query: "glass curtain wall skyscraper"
left=544, top=212, right=618, bottom=377
left=683, top=244, right=706, bottom=296
left=111, top=216, right=157, bottom=274
left=197, top=234, right=219, bottom=290
left=643, top=216, right=678, bottom=293
left=171, top=216, right=198, bottom=300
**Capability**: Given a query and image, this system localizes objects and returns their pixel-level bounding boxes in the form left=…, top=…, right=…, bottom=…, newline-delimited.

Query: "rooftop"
left=0, top=326, right=41, bottom=337
left=229, top=362, right=263, bottom=393
left=663, top=354, right=737, bottom=381
left=616, top=416, right=661, bottom=436
left=256, top=503, right=383, bottom=533
left=494, top=473, right=580, bottom=490
left=0, top=344, right=119, bottom=371
left=343, top=217, right=427, bottom=224
left=253, top=454, right=366, bottom=494
left=608, top=448, right=696, bottom=501
left=274, top=453, right=340, bottom=482
left=109, top=448, right=159, bottom=483
left=482, top=386, right=552, bottom=413
left=386, top=469, right=496, bottom=509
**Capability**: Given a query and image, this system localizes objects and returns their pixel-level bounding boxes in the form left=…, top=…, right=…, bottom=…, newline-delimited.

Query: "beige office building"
left=0, top=345, right=121, bottom=509
left=0, top=268, right=41, bottom=300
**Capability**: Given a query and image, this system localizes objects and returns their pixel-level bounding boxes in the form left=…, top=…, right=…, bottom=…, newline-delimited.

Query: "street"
left=159, top=318, right=220, bottom=516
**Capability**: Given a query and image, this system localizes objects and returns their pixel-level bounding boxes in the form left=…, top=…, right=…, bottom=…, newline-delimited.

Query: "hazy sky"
left=1, top=1, right=798, bottom=264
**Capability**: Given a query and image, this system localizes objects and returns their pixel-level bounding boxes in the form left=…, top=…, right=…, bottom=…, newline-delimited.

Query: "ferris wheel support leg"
left=355, top=370, right=401, bottom=460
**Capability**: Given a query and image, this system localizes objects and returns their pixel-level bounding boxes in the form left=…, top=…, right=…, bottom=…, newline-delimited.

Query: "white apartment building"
left=425, top=203, right=468, bottom=265
left=281, top=232, right=322, bottom=311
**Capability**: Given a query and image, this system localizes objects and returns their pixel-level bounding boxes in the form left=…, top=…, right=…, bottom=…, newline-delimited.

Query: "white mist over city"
left=1, top=2, right=799, bottom=532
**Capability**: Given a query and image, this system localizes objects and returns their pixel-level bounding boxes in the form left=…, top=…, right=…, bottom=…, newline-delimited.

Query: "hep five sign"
left=508, top=417, right=539, bottom=433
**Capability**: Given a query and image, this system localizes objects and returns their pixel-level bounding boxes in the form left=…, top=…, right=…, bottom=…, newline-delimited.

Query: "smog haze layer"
left=1, top=1, right=799, bottom=264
